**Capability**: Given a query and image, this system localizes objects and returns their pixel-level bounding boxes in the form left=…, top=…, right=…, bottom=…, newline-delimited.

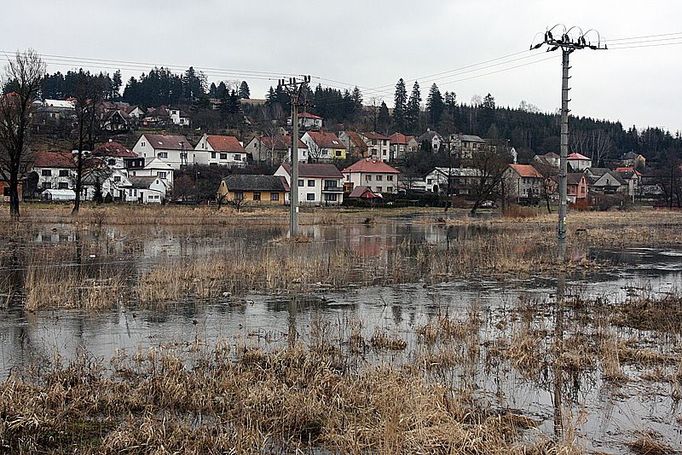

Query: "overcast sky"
left=1, top=0, right=680, bottom=132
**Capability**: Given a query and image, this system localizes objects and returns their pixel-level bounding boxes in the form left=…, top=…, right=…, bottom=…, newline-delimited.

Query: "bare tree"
left=72, top=72, right=106, bottom=214
left=0, top=50, right=45, bottom=218
left=570, top=129, right=613, bottom=166
left=466, top=148, right=512, bottom=215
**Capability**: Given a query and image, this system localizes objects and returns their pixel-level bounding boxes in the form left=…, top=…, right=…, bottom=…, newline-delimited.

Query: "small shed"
left=348, top=185, right=382, bottom=200
left=42, top=189, right=76, bottom=201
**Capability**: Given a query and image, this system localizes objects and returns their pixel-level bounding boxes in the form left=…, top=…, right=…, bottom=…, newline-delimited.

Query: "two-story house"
left=388, top=133, right=418, bottom=161
left=567, top=152, right=592, bottom=171
left=342, top=158, right=401, bottom=195
left=132, top=133, right=192, bottom=169
left=245, top=134, right=308, bottom=165
left=301, top=131, right=347, bottom=162
left=296, top=112, right=323, bottom=130
left=124, top=156, right=174, bottom=189
left=425, top=167, right=481, bottom=195
left=417, top=130, right=445, bottom=152
left=504, top=164, right=544, bottom=202
left=32, top=151, right=76, bottom=192
left=338, top=131, right=369, bottom=159
left=194, top=134, right=247, bottom=168
left=93, top=140, right=137, bottom=169
left=360, top=132, right=391, bottom=161
left=274, top=163, right=344, bottom=205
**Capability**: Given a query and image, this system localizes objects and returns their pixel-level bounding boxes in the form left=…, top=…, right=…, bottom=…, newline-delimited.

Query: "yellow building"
left=217, top=175, right=289, bottom=204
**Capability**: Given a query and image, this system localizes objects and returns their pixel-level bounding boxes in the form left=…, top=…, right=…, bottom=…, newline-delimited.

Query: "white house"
left=567, top=152, right=592, bottom=171
left=342, top=158, right=401, bottom=195
left=534, top=152, right=560, bottom=168
left=32, top=151, right=76, bottom=192
left=425, top=167, right=481, bottom=195
left=125, top=176, right=168, bottom=203
left=124, top=156, right=174, bottom=188
left=296, top=112, right=323, bottom=129
left=194, top=134, right=247, bottom=168
left=132, top=133, right=193, bottom=169
left=81, top=168, right=132, bottom=201
left=169, top=108, right=190, bottom=126
left=504, top=164, right=544, bottom=201
left=274, top=163, right=344, bottom=205
left=360, top=132, right=391, bottom=161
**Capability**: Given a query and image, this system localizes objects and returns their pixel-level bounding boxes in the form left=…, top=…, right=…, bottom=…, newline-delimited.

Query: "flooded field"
left=1, top=208, right=682, bottom=453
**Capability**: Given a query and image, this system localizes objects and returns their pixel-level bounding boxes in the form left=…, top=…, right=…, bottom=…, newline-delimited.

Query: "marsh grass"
left=627, top=430, right=674, bottom=455
left=0, top=340, right=565, bottom=454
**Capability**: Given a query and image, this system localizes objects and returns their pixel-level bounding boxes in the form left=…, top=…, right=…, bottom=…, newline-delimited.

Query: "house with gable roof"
left=93, top=140, right=137, bottom=169
left=301, top=131, right=347, bottom=162
left=194, top=134, right=247, bottom=168
left=360, top=132, right=391, bottom=161
left=389, top=133, right=418, bottom=161
left=32, top=151, right=76, bottom=192
left=245, top=134, right=308, bottom=165
left=275, top=163, right=344, bottom=205
left=338, top=131, right=369, bottom=159
left=342, top=158, right=401, bottom=195
left=132, top=133, right=192, bottom=169
left=567, top=152, right=592, bottom=171
left=504, top=164, right=544, bottom=202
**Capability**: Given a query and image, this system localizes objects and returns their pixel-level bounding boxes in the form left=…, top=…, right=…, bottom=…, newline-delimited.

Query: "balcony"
left=322, top=185, right=343, bottom=193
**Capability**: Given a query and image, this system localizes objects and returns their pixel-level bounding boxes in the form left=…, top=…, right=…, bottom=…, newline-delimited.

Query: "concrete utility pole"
left=531, top=25, right=606, bottom=261
left=278, top=76, right=311, bottom=237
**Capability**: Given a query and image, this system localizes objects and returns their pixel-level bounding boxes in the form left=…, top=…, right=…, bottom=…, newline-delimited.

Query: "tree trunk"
left=9, top=171, right=20, bottom=219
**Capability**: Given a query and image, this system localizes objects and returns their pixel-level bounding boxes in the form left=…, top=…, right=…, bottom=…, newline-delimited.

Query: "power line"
left=606, top=31, right=682, bottom=42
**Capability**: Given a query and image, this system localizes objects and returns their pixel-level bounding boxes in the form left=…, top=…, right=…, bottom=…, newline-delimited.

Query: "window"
left=59, top=169, right=69, bottom=177
left=235, top=191, right=244, bottom=201
left=158, top=152, right=168, bottom=159
left=234, top=154, right=241, bottom=161
left=42, top=182, right=52, bottom=189
left=298, top=179, right=304, bottom=187
left=387, top=175, right=394, bottom=181
left=253, top=191, right=261, bottom=201
left=58, top=182, right=69, bottom=189
left=270, top=192, right=280, bottom=201
left=336, top=150, right=342, bottom=157
left=365, top=175, right=372, bottom=182
left=141, top=141, right=146, bottom=147
left=427, top=179, right=433, bottom=184
left=128, top=189, right=133, bottom=196
left=387, top=186, right=393, bottom=193
left=220, top=153, right=227, bottom=160
left=114, top=176, right=121, bottom=183
left=41, top=169, right=52, bottom=176
left=308, top=180, right=315, bottom=187
left=211, top=152, right=216, bottom=159
left=383, top=150, right=387, bottom=156
left=108, top=159, right=116, bottom=166
left=158, top=171, right=167, bottom=179
left=210, top=163, right=217, bottom=167
left=376, top=175, right=383, bottom=181
left=3, top=187, right=9, bottom=197
left=324, top=180, right=337, bottom=188
left=376, top=186, right=383, bottom=192
left=306, top=193, right=315, bottom=201
left=325, top=193, right=338, bottom=202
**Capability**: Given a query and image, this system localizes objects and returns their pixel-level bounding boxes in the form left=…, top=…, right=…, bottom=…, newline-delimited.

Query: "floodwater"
left=1, top=219, right=681, bottom=453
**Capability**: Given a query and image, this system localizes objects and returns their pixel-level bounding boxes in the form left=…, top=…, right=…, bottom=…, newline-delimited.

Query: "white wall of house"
left=124, top=158, right=174, bottom=188
left=342, top=171, right=398, bottom=194
left=362, top=136, right=391, bottom=162
left=568, top=157, right=592, bottom=171
left=274, top=166, right=344, bottom=205
left=504, top=169, right=543, bottom=199
left=132, top=135, right=193, bottom=169
left=169, top=109, right=190, bottom=126
left=34, top=167, right=74, bottom=191
left=194, top=135, right=246, bottom=168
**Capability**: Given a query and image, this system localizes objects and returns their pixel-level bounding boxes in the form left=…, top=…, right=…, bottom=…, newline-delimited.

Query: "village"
left=0, top=96, right=657, bottom=212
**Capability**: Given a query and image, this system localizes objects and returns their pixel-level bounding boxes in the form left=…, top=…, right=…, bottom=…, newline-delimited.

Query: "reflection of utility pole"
left=532, top=25, right=606, bottom=261
left=278, top=76, right=311, bottom=237
left=553, top=271, right=565, bottom=437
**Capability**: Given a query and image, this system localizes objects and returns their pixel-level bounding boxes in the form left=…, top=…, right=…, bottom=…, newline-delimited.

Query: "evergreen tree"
left=426, top=83, right=444, bottom=128
left=351, top=86, right=363, bottom=111
left=238, top=81, right=250, bottom=99
left=111, top=70, right=122, bottom=100
left=208, top=82, right=218, bottom=98
left=393, top=78, right=407, bottom=132
left=378, top=101, right=391, bottom=134
left=405, top=81, right=421, bottom=135
left=182, top=66, right=206, bottom=103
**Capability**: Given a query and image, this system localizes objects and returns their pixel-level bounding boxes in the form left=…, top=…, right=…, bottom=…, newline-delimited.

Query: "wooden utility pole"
left=278, top=76, right=310, bottom=237
left=532, top=25, right=606, bottom=261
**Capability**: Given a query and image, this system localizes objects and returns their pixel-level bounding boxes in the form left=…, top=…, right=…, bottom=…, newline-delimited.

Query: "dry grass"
left=626, top=430, right=674, bottom=455
left=0, top=341, right=567, bottom=454
left=611, top=293, right=682, bottom=333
